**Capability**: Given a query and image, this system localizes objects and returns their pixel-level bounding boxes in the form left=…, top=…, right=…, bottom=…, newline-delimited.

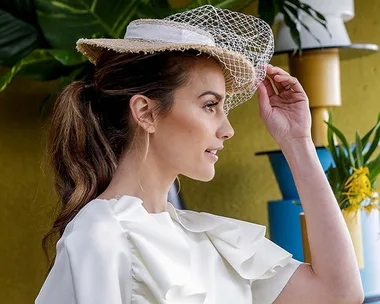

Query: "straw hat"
left=76, top=5, right=274, bottom=113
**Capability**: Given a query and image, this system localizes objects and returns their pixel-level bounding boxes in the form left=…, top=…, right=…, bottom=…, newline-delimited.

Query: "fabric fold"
left=167, top=204, right=294, bottom=285
left=110, top=195, right=207, bottom=303
left=110, top=195, right=295, bottom=303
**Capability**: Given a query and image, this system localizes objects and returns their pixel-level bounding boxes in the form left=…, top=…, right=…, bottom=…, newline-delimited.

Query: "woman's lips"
left=205, top=151, right=219, bottom=161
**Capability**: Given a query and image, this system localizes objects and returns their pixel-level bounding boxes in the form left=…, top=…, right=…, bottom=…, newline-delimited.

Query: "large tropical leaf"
left=0, top=9, right=40, bottom=67
left=135, top=0, right=172, bottom=19
left=179, top=0, right=237, bottom=10
left=136, top=0, right=240, bottom=19
left=258, top=0, right=277, bottom=27
left=0, top=49, right=86, bottom=91
left=0, top=0, right=39, bottom=28
left=35, top=0, right=141, bottom=49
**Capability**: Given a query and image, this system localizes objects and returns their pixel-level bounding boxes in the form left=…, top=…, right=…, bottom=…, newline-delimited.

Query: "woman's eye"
left=205, top=102, right=219, bottom=112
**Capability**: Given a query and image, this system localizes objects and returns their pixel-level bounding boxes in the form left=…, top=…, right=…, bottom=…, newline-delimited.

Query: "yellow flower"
left=342, top=167, right=377, bottom=214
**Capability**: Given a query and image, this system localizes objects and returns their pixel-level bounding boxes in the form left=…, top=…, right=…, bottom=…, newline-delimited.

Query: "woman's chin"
left=184, top=167, right=215, bottom=182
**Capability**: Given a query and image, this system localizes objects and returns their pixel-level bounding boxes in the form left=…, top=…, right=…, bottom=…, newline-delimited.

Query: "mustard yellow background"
left=1, top=1, right=379, bottom=302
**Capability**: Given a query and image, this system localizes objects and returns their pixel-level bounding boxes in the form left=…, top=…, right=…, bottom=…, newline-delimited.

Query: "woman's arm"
left=274, top=137, right=364, bottom=304
left=257, top=65, right=364, bottom=304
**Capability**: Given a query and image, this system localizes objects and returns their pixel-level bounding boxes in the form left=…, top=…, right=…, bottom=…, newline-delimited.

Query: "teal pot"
left=256, top=146, right=334, bottom=200
left=267, top=199, right=304, bottom=261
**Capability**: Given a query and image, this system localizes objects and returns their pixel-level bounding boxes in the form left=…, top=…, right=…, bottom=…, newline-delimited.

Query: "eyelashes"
left=205, top=102, right=219, bottom=112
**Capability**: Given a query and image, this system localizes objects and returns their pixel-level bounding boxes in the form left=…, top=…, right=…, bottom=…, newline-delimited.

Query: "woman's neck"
left=98, top=148, right=176, bottom=214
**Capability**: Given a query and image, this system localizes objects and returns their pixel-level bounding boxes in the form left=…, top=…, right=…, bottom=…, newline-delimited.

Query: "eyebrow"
left=198, top=91, right=224, bottom=102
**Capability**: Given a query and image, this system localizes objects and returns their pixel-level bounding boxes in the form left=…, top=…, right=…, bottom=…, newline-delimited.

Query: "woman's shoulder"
left=61, top=198, right=125, bottom=243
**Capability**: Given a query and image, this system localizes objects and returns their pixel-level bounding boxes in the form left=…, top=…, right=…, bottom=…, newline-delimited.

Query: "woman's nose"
left=217, top=117, right=235, bottom=140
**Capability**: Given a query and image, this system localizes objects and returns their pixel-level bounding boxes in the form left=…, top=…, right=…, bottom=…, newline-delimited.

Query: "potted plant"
left=324, top=111, right=379, bottom=216
left=301, top=110, right=380, bottom=298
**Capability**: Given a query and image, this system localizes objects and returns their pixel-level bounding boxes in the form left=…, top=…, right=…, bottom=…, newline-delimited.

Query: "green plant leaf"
left=280, top=0, right=330, bottom=53
left=351, top=115, right=380, bottom=162
left=325, top=111, right=338, bottom=166
left=367, top=154, right=380, bottom=185
left=45, top=49, right=87, bottom=66
left=363, top=120, right=380, bottom=164
left=355, top=132, right=363, bottom=168
left=212, top=0, right=255, bottom=9
left=258, top=0, right=277, bottom=27
left=0, top=9, right=40, bottom=67
left=230, top=0, right=256, bottom=11
left=324, top=120, right=355, bottom=168
left=326, top=165, right=344, bottom=202
left=137, top=0, right=257, bottom=22
left=337, top=144, right=350, bottom=176
left=282, top=5, right=301, bottom=52
left=283, top=3, right=322, bottom=45
left=285, top=0, right=330, bottom=35
left=0, top=49, right=78, bottom=92
left=147, top=0, right=171, bottom=8
left=136, top=0, right=172, bottom=18
left=35, top=0, right=141, bottom=49
left=0, top=0, right=39, bottom=28
left=173, top=0, right=247, bottom=12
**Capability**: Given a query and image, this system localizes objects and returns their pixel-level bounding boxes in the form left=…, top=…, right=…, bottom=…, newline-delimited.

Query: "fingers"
left=266, top=64, right=303, bottom=94
left=257, top=82, right=272, bottom=118
left=267, top=64, right=290, bottom=81
left=273, top=73, right=303, bottom=94
left=263, top=75, right=278, bottom=97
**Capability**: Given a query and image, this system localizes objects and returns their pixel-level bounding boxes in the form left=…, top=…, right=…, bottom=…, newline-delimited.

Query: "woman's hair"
left=42, top=49, right=206, bottom=271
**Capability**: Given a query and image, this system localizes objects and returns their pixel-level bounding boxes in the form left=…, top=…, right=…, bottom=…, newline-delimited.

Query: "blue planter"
left=268, top=199, right=304, bottom=261
left=257, top=147, right=334, bottom=199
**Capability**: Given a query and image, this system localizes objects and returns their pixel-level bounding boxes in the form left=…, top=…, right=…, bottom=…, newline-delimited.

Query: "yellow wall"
left=0, top=0, right=379, bottom=302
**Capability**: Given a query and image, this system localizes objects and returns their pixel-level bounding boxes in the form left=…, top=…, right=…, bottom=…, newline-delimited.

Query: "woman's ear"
left=129, top=95, right=157, bottom=133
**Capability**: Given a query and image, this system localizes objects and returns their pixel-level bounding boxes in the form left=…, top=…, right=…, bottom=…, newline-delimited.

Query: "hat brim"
left=76, top=38, right=255, bottom=94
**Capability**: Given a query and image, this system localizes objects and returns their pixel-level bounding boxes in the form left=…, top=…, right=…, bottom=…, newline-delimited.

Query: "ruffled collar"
left=106, top=194, right=293, bottom=303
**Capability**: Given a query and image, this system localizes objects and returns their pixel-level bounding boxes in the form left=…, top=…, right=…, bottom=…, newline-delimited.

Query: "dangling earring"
left=176, top=176, right=181, bottom=195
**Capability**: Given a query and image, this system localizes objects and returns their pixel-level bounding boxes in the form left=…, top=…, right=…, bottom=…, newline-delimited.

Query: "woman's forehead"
left=185, top=58, right=226, bottom=91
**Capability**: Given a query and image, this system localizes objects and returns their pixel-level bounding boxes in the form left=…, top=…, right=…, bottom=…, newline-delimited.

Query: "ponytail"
left=42, top=80, right=118, bottom=270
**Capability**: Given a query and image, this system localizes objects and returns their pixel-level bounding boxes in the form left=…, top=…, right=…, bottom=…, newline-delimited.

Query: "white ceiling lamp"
left=274, top=0, right=378, bottom=58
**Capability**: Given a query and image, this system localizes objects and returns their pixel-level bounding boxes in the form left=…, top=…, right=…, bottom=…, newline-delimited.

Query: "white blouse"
left=35, top=195, right=302, bottom=304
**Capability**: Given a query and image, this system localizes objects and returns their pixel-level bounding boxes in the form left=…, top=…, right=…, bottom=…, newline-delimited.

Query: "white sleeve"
left=35, top=229, right=132, bottom=304
left=251, top=258, right=302, bottom=304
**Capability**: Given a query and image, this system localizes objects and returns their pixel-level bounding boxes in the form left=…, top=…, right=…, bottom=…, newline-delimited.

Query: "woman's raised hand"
left=257, top=64, right=312, bottom=147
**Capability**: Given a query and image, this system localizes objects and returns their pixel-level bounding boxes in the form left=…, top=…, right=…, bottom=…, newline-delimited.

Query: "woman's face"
left=152, top=57, right=235, bottom=181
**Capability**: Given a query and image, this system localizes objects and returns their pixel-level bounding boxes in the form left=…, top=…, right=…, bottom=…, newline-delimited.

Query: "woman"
left=35, top=5, right=363, bottom=304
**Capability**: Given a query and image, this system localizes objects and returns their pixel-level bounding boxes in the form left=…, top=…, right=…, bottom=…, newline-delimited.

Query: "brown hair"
left=42, top=49, right=205, bottom=271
